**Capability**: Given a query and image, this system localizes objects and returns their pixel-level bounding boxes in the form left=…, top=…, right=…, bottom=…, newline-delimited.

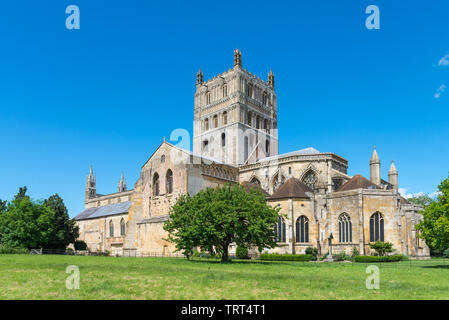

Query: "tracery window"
left=275, top=216, right=286, bottom=242
left=303, top=170, right=318, bottom=191
left=370, top=212, right=384, bottom=242
left=296, top=216, right=309, bottom=243
left=338, top=213, right=352, bottom=243
left=222, top=111, right=228, bottom=125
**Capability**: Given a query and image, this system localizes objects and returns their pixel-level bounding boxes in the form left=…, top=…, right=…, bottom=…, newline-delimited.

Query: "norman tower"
left=193, top=49, right=279, bottom=166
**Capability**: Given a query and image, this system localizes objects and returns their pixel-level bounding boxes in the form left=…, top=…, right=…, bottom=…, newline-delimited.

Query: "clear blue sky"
left=0, top=1, right=448, bottom=217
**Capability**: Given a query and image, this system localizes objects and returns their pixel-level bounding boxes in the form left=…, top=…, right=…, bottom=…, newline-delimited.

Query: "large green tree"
left=0, top=187, right=55, bottom=249
left=44, top=194, right=79, bottom=250
left=164, top=183, right=280, bottom=262
left=408, top=193, right=434, bottom=208
left=416, top=174, right=449, bottom=251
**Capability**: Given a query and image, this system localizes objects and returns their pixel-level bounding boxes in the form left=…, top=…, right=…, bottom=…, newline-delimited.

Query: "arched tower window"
left=338, top=213, right=352, bottom=243
left=161, top=155, right=165, bottom=163
left=370, top=212, right=384, bottom=242
left=275, top=216, right=286, bottom=242
left=206, top=92, right=211, bottom=104
left=204, top=118, right=209, bottom=131
left=153, top=172, right=160, bottom=196
left=222, top=84, right=227, bottom=97
left=222, top=111, right=228, bottom=125
left=256, top=115, right=261, bottom=129
left=120, top=218, right=126, bottom=236
left=166, top=169, right=173, bottom=194
left=244, top=136, right=249, bottom=162
left=263, top=92, right=268, bottom=105
left=213, top=114, right=218, bottom=128
left=247, top=111, right=252, bottom=126
left=221, top=133, right=226, bottom=147
left=302, top=170, right=318, bottom=191
left=247, top=84, right=253, bottom=98
left=109, top=220, right=114, bottom=237
left=296, top=216, right=309, bottom=243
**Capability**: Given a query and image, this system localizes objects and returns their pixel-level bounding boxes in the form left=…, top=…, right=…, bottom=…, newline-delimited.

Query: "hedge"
left=354, top=255, right=407, bottom=263
left=260, top=253, right=311, bottom=261
left=0, top=246, right=29, bottom=254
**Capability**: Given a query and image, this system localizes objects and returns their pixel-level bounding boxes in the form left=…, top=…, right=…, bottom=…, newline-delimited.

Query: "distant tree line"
left=0, top=187, right=79, bottom=250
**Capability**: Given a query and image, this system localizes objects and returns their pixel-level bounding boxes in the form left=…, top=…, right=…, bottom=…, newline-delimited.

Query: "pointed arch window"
left=338, top=213, right=352, bottom=243
left=166, top=169, right=173, bottom=194
left=120, top=218, right=126, bottom=236
left=250, top=177, right=261, bottom=186
left=222, top=111, right=228, bottom=125
left=221, top=133, right=226, bottom=147
left=275, top=216, right=286, bottom=242
left=302, top=170, right=318, bottom=191
left=370, top=212, right=384, bottom=242
left=204, top=118, right=209, bottom=131
left=153, top=172, right=160, bottom=196
left=222, top=84, right=227, bottom=97
left=213, top=114, right=218, bottom=128
left=109, top=220, right=114, bottom=237
left=296, top=216, right=309, bottom=243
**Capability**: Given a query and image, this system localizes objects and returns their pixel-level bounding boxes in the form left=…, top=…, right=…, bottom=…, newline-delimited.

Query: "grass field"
left=0, top=254, right=448, bottom=299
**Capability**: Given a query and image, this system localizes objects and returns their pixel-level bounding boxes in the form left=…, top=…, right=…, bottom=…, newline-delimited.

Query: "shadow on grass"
left=422, top=265, right=449, bottom=269
left=187, top=259, right=289, bottom=266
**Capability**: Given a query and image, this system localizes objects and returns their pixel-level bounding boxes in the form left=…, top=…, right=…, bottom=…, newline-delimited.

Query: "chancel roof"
left=268, top=177, right=313, bottom=200
left=74, top=201, right=131, bottom=221
left=335, top=174, right=380, bottom=192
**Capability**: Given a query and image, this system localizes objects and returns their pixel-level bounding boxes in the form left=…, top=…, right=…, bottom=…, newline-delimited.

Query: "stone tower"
left=118, top=173, right=127, bottom=193
left=370, top=146, right=381, bottom=186
left=193, top=49, right=279, bottom=166
left=388, top=161, right=398, bottom=191
left=85, top=166, right=96, bottom=202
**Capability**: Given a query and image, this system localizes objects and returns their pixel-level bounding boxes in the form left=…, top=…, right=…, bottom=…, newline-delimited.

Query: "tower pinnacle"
left=234, top=49, right=242, bottom=68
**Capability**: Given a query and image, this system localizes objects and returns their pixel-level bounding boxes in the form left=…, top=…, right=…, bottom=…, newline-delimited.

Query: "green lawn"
left=0, top=254, right=448, bottom=299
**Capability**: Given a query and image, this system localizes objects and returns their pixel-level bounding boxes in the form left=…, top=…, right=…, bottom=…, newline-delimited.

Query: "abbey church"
left=75, top=50, right=429, bottom=259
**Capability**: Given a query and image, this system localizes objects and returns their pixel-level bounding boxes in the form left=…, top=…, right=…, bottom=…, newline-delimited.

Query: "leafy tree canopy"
left=416, top=174, right=449, bottom=251
left=0, top=187, right=55, bottom=249
left=164, top=183, right=280, bottom=262
left=407, top=193, right=435, bottom=208
left=44, top=194, right=79, bottom=250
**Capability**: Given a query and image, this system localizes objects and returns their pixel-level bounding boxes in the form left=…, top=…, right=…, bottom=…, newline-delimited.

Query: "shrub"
left=305, top=247, right=318, bottom=261
left=369, top=241, right=393, bottom=256
left=443, top=248, right=449, bottom=258
left=333, top=251, right=351, bottom=261
left=74, top=240, right=87, bottom=251
left=354, top=254, right=406, bottom=263
left=0, top=246, right=28, bottom=254
left=351, top=247, right=360, bottom=258
left=260, top=253, right=311, bottom=262
left=236, top=246, right=249, bottom=259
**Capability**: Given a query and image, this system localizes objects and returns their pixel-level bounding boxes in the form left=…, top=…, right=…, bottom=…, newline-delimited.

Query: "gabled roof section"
left=268, top=177, right=313, bottom=200
left=74, top=201, right=131, bottom=221
left=335, top=174, right=380, bottom=192
left=141, top=140, right=231, bottom=169
left=241, top=181, right=269, bottom=196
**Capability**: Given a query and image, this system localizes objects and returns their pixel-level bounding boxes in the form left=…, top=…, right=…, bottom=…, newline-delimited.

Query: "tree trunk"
left=221, top=243, right=230, bottom=262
